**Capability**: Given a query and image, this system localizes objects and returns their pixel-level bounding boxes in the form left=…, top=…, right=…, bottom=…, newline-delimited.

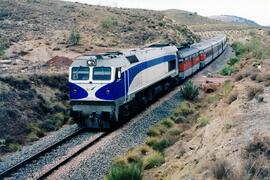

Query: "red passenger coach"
left=177, top=47, right=200, bottom=79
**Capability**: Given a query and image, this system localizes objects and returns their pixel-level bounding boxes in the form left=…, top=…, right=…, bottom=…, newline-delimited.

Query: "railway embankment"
left=105, top=31, right=270, bottom=180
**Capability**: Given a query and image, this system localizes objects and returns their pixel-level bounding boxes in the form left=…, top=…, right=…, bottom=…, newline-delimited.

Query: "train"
left=68, top=34, right=227, bottom=128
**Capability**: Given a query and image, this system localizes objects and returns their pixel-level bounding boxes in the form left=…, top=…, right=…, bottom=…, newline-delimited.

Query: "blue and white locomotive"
left=69, top=34, right=227, bottom=128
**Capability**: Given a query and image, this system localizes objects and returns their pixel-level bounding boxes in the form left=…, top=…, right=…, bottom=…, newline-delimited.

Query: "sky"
left=65, top=0, right=270, bottom=26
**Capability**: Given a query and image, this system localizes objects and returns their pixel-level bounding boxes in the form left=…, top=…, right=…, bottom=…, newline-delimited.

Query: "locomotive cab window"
left=93, top=67, right=112, bottom=81
left=71, top=67, right=89, bottom=80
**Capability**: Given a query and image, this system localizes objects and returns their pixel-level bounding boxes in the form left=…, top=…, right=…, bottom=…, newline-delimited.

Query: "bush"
left=68, top=29, right=81, bottom=46
left=147, top=127, right=161, bottom=137
left=144, top=152, right=165, bottom=169
left=197, top=116, right=209, bottom=127
left=146, top=137, right=171, bottom=152
left=180, top=81, right=199, bottom=100
left=106, top=161, right=143, bottom=180
left=101, top=17, right=113, bottom=29
left=161, top=119, right=175, bottom=128
left=228, top=57, right=239, bottom=66
left=113, top=156, right=127, bottom=166
left=127, top=149, right=141, bottom=163
left=221, top=66, right=235, bottom=76
left=26, top=123, right=45, bottom=142
left=175, top=101, right=194, bottom=117
left=247, top=86, right=264, bottom=101
left=0, top=76, right=31, bottom=90
left=211, top=160, right=235, bottom=179
left=8, top=143, right=22, bottom=152
left=227, top=91, right=238, bottom=104
left=0, top=42, right=5, bottom=57
left=168, top=127, right=182, bottom=136
left=232, top=41, right=247, bottom=57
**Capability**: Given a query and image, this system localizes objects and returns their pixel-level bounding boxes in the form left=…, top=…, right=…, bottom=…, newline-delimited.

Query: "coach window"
left=93, top=67, right=112, bottom=81
left=71, top=67, right=89, bottom=80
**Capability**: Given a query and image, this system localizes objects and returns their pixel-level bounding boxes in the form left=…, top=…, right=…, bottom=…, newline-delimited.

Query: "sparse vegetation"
left=106, top=161, right=143, bottom=180
left=228, top=57, right=239, bottom=66
left=68, top=29, right=81, bottom=46
left=227, top=91, right=238, bottom=104
left=221, top=66, right=235, bottom=76
left=210, top=160, right=235, bottom=179
left=247, top=85, right=264, bottom=100
left=144, top=152, right=165, bottom=169
left=146, top=137, right=171, bottom=153
left=180, top=81, right=199, bottom=100
left=242, top=136, right=270, bottom=179
left=101, top=17, right=113, bottom=29
left=197, top=116, right=209, bottom=127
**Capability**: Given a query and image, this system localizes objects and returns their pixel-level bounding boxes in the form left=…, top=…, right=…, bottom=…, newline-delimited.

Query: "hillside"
left=164, top=9, right=221, bottom=25
left=0, top=0, right=199, bottom=74
left=210, top=15, right=261, bottom=27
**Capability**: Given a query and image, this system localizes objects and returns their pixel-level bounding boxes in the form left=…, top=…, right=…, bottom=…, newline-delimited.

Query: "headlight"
left=106, top=89, right=110, bottom=94
left=87, top=60, right=96, bottom=66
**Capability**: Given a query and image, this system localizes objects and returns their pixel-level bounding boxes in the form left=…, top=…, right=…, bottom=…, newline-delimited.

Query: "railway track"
left=0, top=127, right=108, bottom=179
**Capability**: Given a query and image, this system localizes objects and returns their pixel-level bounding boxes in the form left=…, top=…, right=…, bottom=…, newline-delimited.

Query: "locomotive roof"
left=71, top=46, right=178, bottom=68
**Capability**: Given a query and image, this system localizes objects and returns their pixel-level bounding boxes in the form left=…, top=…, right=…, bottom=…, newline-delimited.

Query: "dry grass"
left=210, top=159, right=236, bottom=180
left=226, top=91, right=238, bottom=104
left=246, top=85, right=264, bottom=100
left=197, top=116, right=209, bottom=128
left=242, top=135, right=270, bottom=179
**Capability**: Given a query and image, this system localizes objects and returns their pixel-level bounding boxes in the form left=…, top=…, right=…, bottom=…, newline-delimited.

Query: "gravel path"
left=54, top=47, right=234, bottom=180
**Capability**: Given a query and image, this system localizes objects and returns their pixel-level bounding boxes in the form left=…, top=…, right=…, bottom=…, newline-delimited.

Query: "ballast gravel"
left=0, top=124, right=84, bottom=178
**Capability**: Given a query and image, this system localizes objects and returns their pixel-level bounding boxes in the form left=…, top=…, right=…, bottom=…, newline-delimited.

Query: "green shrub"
left=180, top=81, right=199, bottom=100
left=161, top=119, right=175, bottom=129
left=26, top=123, right=45, bottom=142
left=147, top=127, right=161, bottom=137
left=232, top=38, right=264, bottom=59
left=146, top=137, right=171, bottom=152
left=221, top=66, right=235, bottom=76
left=101, top=17, right=113, bottom=29
left=68, top=29, right=81, bottom=46
left=144, top=152, right=165, bottom=169
left=0, top=43, right=5, bottom=57
left=168, top=128, right=182, bottom=136
left=232, top=41, right=247, bottom=56
left=127, top=150, right=141, bottom=163
left=175, top=101, right=194, bottom=117
left=106, top=161, right=143, bottom=180
left=113, top=156, right=127, bottom=166
left=197, top=116, right=209, bottom=127
left=8, top=143, right=22, bottom=152
left=227, top=57, right=239, bottom=66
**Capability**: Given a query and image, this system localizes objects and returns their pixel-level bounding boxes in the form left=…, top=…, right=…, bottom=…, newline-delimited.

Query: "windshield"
left=93, top=67, right=111, bottom=81
left=71, top=67, right=89, bottom=80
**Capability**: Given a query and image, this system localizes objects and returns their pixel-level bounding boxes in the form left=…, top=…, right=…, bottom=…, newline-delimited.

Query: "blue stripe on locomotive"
left=95, top=54, right=176, bottom=101
left=69, top=82, right=88, bottom=99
